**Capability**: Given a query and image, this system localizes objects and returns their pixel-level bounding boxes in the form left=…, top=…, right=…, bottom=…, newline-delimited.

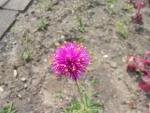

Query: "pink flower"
left=140, top=1, right=146, bottom=8
left=49, top=42, right=90, bottom=81
left=126, top=56, right=135, bottom=63
left=132, top=12, right=142, bottom=22
left=133, top=2, right=139, bottom=9
left=126, top=56, right=136, bottom=70
left=138, top=82, right=150, bottom=92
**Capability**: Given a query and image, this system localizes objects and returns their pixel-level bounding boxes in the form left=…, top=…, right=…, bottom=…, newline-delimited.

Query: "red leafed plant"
left=126, top=0, right=146, bottom=22
left=127, top=50, right=150, bottom=92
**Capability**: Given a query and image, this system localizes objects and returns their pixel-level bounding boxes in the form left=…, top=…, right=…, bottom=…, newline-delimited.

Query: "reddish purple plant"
left=127, top=50, right=150, bottom=92
left=49, top=42, right=90, bottom=81
left=126, top=0, right=146, bottom=22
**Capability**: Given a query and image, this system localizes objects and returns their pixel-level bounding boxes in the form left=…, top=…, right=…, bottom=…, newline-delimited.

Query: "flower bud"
left=140, top=1, right=146, bottom=8
left=133, top=2, right=139, bottom=9
left=131, top=12, right=142, bottom=22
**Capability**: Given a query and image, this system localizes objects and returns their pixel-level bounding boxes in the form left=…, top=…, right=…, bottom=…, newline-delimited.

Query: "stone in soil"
left=110, top=61, right=117, bottom=69
left=20, top=77, right=27, bottom=82
left=14, top=70, right=17, bottom=77
left=0, top=86, right=4, bottom=93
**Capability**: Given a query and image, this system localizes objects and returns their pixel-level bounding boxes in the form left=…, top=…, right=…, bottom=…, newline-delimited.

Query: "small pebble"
left=14, top=70, right=18, bottom=77
left=12, top=41, right=16, bottom=45
left=61, top=35, right=65, bottom=39
left=20, top=77, right=27, bottom=82
left=0, top=86, right=4, bottom=93
left=110, top=61, right=117, bottom=69
left=24, top=84, right=27, bottom=89
left=18, top=94, right=22, bottom=99
left=44, top=59, right=47, bottom=62
left=103, top=55, right=108, bottom=58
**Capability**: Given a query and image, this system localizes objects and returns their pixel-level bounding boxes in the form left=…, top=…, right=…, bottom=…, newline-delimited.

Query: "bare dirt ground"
left=0, top=0, right=150, bottom=113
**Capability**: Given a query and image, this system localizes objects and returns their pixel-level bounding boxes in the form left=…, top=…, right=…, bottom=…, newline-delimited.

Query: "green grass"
left=115, top=21, right=128, bottom=38
left=106, top=0, right=117, bottom=3
left=106, top=4, right=117, bottom=14
left=20, top=37, right=34, bottom=62
left=38, top=1, right=53, bottom=11
left=117, top=75, right=123, bottom=79
left=34, top=17, right=48, bottom=31
left=65, top=80, right=102, bottom=113
left=9, top=28, right=16, bottom=35
left=130, top=93, right=135, bottom=99
left=53, top=91, right=64, bottom=99
left=78, top=18, right=85, bottom=32
left=65, top=93, right=102, bottom=113
left=0, top=103, right=16, bottom=113
left=123, top=3, right=133, bottom=10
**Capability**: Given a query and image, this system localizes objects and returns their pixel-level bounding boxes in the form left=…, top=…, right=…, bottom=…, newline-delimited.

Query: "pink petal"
left=126, top=56, right=134, bottom=63
left=140, top=1, right=146, bottom=8
left=138, top=82, right=150, bottom=92
left=133, top=2, right=139, bottom=9
left=137, top=62, right=144, bottom=70
left=142, top=75, right=150, bottom=82
left=146, top=50, right=150, bottom=56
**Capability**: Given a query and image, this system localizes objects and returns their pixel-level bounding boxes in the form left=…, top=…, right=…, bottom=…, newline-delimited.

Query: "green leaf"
left=87, top=103, right=102, bottom=113
left=90, top=103, right=103, bottom=108
left=90, top=81, right=99, bottom=86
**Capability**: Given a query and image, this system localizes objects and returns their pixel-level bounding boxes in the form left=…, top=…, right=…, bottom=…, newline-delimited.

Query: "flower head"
left=49, top=42, right=90, bottom=81
left=126, top=56, right=136, bottom=70
left=132, top=12, right=142, bottom=22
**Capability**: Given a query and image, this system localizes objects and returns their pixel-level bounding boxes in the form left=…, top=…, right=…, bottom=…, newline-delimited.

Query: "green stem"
left=75, top=80, right=83, bottom=99
left=75, top=80, right=86, bottom=110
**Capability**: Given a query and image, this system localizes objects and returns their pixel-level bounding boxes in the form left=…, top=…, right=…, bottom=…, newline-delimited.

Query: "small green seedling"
left=9, top=28, right=16, bottom=35
left=117, top=75, right=122, bottom=79
left=118, top=51, right=123, bottom=56
left=20, top=45, right=33, bottom=62
left=106, top=0, right=118, bottom=14
left=76, top=35, right=83, bottom=40
left=0, top=103, right=16, bottom=113
left=124, top=3, right=133, bottom=10
left=123, top=13, right=132, bottom=22
left=34, top=17, right=48, bottom=31
left=130, top=93, right=135, bottom=99
left=53, top=91, right=64, bottom=101
left=106, top=0, right=117, bottom=3
left=115, top=21, right=128, bottom=38
left=84, top=81, right=99, bottom=87
left=38, top=1, right=53, bottom=11
left=107, top=4, right=117, bottom=14
left=78, top=18, right=85, bottom=32
left=20, top=37, right=34, bottom=62
left=71, top=16, right=86, bottom=33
